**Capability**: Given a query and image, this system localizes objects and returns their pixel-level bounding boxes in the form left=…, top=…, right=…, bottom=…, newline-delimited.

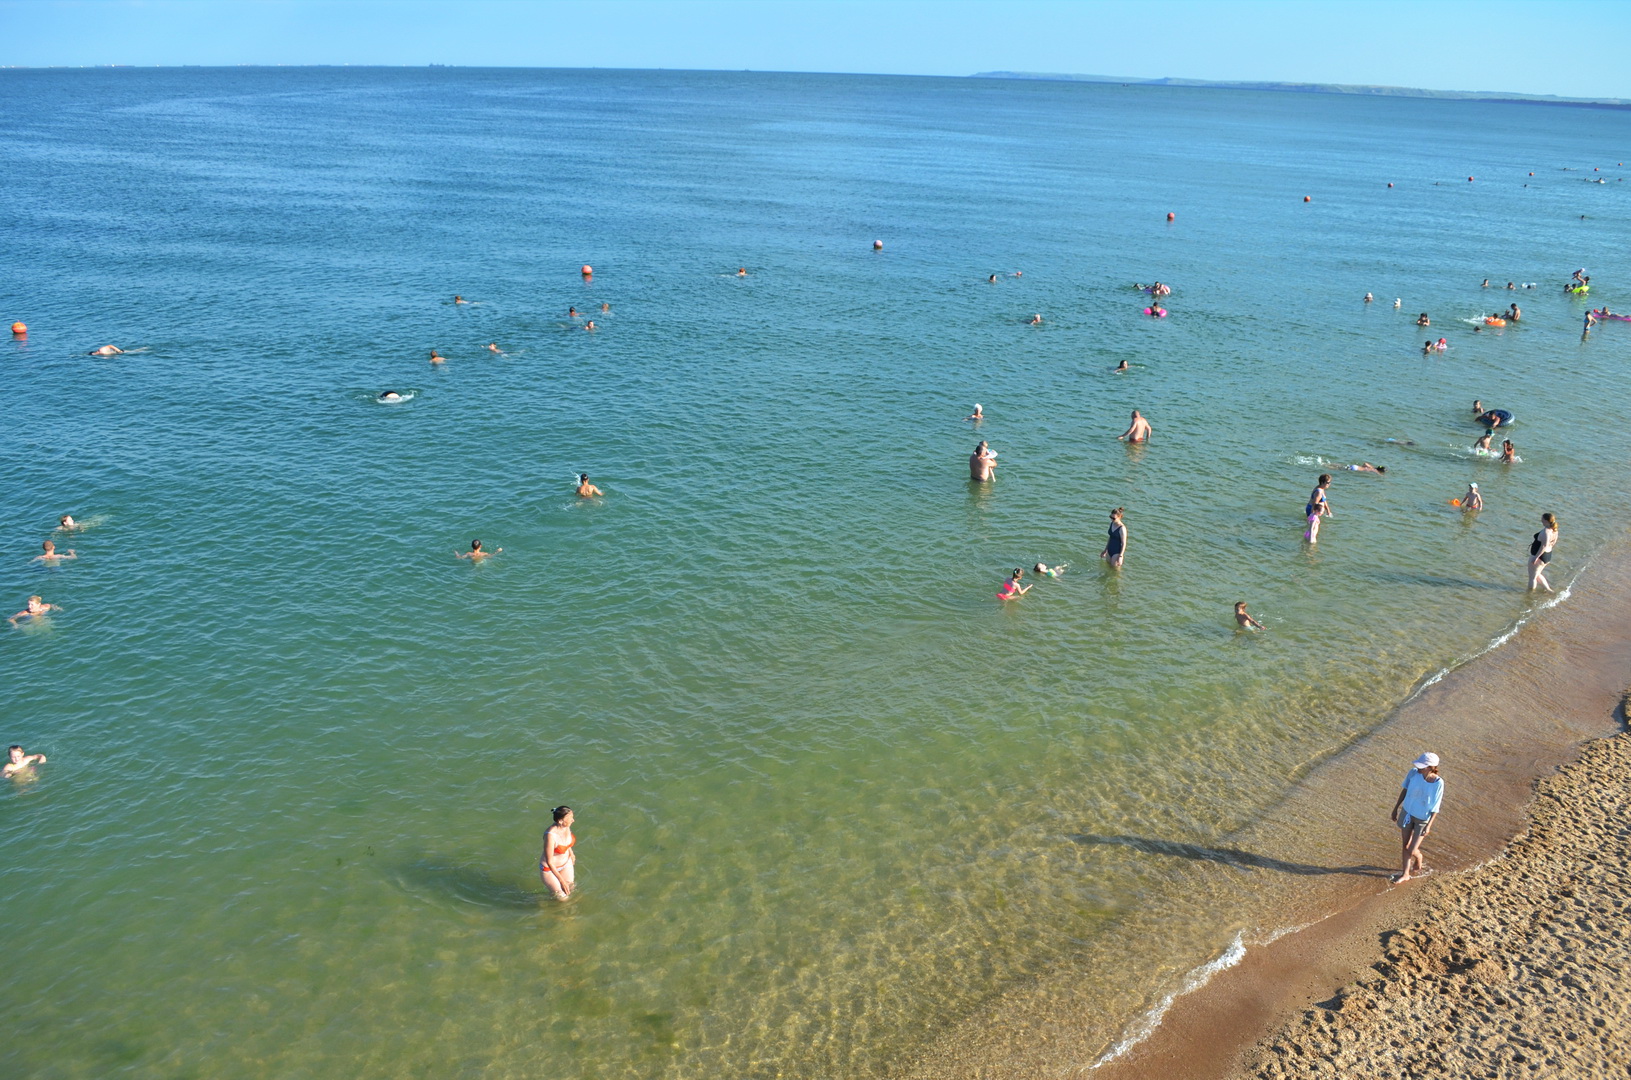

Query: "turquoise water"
left=2, top=68, right=1629, bottom=1078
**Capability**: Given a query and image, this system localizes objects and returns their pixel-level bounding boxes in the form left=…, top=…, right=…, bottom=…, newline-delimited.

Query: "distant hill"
left=970, top=72, right=1631, bottom=108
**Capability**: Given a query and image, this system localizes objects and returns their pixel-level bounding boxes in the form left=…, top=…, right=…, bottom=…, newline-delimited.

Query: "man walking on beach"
left=1389, top=752, right=1442, bottom=883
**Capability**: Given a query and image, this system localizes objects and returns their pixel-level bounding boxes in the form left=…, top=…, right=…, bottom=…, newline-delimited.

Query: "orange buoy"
left=1165, top=212, right=1175, bottom=221
left=872, top=239, right=883, bottom=250
left=1387, top=182, right=1393, bottom=188
left=1303, top=195, right=1311, bottom=202
left=1468, top=176, right=1474, bottom=182
left=10, top=322, right=25, bottom=335
left=1450, top=499, right=1461, bottom=507
left=580, top=265, right=593, bottom=276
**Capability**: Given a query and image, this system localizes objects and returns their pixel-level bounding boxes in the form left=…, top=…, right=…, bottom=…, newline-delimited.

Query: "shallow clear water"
left=2, top=68, right=1629, bottom=1078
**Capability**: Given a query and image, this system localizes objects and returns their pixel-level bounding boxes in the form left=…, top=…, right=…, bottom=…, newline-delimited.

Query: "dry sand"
left=1244, top=718, right=1631, bottom=1079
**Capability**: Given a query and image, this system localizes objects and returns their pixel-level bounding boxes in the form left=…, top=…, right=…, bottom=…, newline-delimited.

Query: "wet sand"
left=907, top=540, right=1631, bottom=1080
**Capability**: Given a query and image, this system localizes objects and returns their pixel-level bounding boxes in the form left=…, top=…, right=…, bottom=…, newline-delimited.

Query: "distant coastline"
left=971, top=71, right=1631, bottom=109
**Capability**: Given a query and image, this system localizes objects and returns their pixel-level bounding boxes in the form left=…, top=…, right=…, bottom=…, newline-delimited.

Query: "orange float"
left=10, top=321, right=25, bottom=335
left=1484, top=317, right=1506, bottom=327
left=580, top=264, right=593, bottom=276
left=1303, top=195, right=1311, bottom=202
left=1165, top=212, right=1175, bottom=221
left=872, top=239, right=883, bottom=249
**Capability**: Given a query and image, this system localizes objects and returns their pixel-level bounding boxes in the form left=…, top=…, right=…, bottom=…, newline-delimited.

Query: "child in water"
left=997, top=568, right=1031, bottom=600
left=1234, top=602, right=1265, bottom=630
left=1032, top=562, right=1066, bottom=578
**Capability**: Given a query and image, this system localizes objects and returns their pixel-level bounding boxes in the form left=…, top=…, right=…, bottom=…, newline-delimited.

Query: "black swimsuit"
left=1106, top=523, right=1126, bottom=557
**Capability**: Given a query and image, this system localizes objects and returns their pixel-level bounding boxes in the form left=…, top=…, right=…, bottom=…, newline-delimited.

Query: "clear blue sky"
left=4, top=1, right=1629, bottom=99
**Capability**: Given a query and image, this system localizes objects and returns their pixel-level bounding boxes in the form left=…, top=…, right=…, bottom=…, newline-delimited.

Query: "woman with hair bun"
left=1527, top=513, right=1558, bottom=592
left=540, top=806, right=577, bottom=900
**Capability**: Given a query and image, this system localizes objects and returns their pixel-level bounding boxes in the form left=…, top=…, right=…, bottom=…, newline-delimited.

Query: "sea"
left=1, top=67, right=1628, bottom=1079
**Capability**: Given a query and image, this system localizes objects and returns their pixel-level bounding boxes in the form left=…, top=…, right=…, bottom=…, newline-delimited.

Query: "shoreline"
left=908, top=538, right=1631, bottom=1079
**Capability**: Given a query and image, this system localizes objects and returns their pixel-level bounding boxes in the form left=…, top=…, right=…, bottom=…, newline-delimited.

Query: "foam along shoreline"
left=906, top=538, right=1631, bottom=1080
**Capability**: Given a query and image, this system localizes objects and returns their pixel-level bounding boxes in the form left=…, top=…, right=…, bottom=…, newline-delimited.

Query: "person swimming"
left=568, top=307, right=580, bottom=318
left=1474, top=431, right=1493, bottom=454
left=456, top=539, right=501, bottom=561
left=736, top=268, right=747, bottom=276
left=1344, top=463, right=1386, bottom=474
left=453, top=295, right=468, bottom=305
left=1416, top=313, right=1431, bottom=326
left=965, top=404, right=984, bottom=422
left=1114, top=359, right=1129, bottom=373
left=600, top=302, right=609, bottom=313
left=3, top=745, right=47, bottom=779
left=378, top=391, right=403, bottom=402
left=31, top=540, right=75, bottom=563
left=1436, top=338, right=1447, bottom=351
left=575, top=473, right=602, bottom=497
left=1364, top=292, right=1373, bottom=303
left=430, top=350, right=445, bottom=365
left=1234, top=602, right=1264, bottom=630
left=1393, top=298, right=1402, bottom=308
left=56, top=515, right=79, bottom=532
left=1028, top=314, right=1043, bottom=325
left=584, top=321, right=597, bottom=331
left=988, top=274, right=998, bottom=283
left=1460, top=482, right=1482, bottom=511
left=1033, top=561, right=1066, bottom=578
left=8, top=596, right=57, bottom=625
left=1500, top=439, right=1516, bottom=464
left=486, top=343, right=502, bottom=353
left=997, top=567, right=1031, bottom=600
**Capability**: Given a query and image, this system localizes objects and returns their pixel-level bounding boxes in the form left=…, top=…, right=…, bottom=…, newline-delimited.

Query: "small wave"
left=1412, top=585, right=1572, bottom=692
left=1092, top=932, right=1247, bottom=1068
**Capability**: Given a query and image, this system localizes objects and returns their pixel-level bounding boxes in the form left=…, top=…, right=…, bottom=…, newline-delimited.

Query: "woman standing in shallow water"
left=1527, top=513, right=1558, bottom=592
left=1101, top=508, right=1128, bottom=568
left=540, top=806, right=576, bottom=901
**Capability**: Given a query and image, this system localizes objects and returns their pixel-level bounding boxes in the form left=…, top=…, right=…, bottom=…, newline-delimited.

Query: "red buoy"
left=1387, top=182, right=1393, bottom=188
left=1303, top=195, right=1311, bottom=202
left=10, top=321, right=26, bottom=336
left=1165, top=212, right=1175, bottom=221
left=580, top=265, right=593, bottom=276
left=872, top=239, right=883, bottom=250
left=1468, top=176, right=1475, bottom=182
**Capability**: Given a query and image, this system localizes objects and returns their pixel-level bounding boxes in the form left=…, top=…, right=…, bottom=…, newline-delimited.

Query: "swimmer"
left=736, top=268, right=747, bottom=276
left=575, top=473, right=602, bottom=497
left=1500, top=439, right=1516, bottom=464
left=378, top=391, right=403, bottom=402
left=1305, top=474, right=1332, bottom=544
left=91, top=345, right=124, bottom=357
left=997, top=568, right=1031, bottom=601
left=584, top=321, right=597, bottom=331
left=9, top=596, right=57, bottom=625
left=1344, top=463, right=1386, bottom=474
left=1459, top=482, right=1482, bottom=511
left=1473, top=431, right=1493, bottom=454
left=1364, top=292, right=1373, bottom=303
left=1481, top=279, right=1490, bottom=288
left=540, top=805, right=576, bottom=901
left=1437, top=338, right=1447, bottom=351
left=3, top=745, right=46, bottom=779
left=430, top=350, right=445, bottom=365
left=486, top=343, right=502, bottom=353
left=1393, top=298, right=1402, bottom=308
left=568, top=307, right=579, bottom=318
left=1471, top=400, right=1484, bottom=417
left=1119, top=410, right=1151, bottom=443
left=1028, top=314, right=1043, bottom=325
left=456, top=539, right=501, bottom=561
left=965, top=404, right=984, bottom=422
left=1234, top=602, right=1265, bottom=630
left=988, top=274, right=998, bottom=283
left=453, top=295, right=468, bottom=305
left=1573, top=268, right=1587, bottom=285
left=1114, top=359, right=1129, bottom=373
left=969, top=441, right=997, bottom=482
left=1422, top=340, right=1434, bottom=356
left=1101, top=508, right=1128, bottom=568
left=1478, top=410, right=1507, bottom=429
left=1507, top=282, right=1515, bottom=290
left=1033, top=562, right=1066, bottom=578
left=1508, top=303, right=1520, bottom=322
left=600, top=302, right=610, bottom=313
left=56, top=515, right=79, bottom=532
left=31, top=540, right=75, bottom=564
left=1416, top=313, right=1431, bottom=326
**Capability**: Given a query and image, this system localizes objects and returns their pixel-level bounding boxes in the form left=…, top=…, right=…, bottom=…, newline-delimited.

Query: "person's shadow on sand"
left=1069, top=834, right=1391, bottom=878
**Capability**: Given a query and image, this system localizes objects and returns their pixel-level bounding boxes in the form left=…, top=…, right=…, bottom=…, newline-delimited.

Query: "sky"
left=3, top=0, right=1630, bottom=100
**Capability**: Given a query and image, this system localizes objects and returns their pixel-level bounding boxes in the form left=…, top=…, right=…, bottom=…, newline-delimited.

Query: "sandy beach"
left=910, top=541, right=1631, bottom=1080
left=1244, top=716, right=1631, bottom=1078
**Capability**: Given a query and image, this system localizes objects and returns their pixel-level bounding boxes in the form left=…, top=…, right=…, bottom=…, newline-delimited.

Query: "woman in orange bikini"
left=540, top=805, right=576, bottom=901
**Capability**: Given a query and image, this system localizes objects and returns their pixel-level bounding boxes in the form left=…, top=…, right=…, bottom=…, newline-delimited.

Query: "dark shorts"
left=1399, top=814, right=1429, bottom=840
